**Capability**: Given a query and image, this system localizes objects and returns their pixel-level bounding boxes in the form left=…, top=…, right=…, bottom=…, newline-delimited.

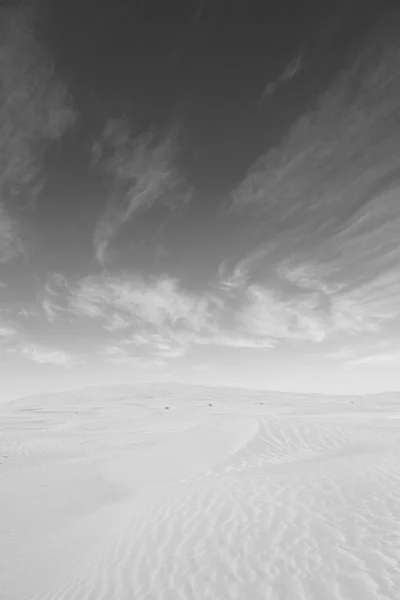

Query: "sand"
left=1, top=383, right=400, bottom=599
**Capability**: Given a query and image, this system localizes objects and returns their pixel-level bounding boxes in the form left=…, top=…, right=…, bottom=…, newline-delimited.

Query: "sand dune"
left=1, top=384, right=400, bottom=599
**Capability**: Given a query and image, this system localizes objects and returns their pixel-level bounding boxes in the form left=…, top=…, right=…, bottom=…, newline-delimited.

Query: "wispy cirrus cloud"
left=216, top=259, right=249, bottom=294
left=92, top=119, right=191, bottom=264
left=16, top=343, right=83, bottom=367
left=0, top=325, right=17, bottom=339
left=17, top=308, right=38, bottom=318
left=0, top=204, right=25, bottom=263
left=98, top=344, right=165, bottom=368
left=0, top=305, right=20, bottom=346
left=39, top=272, right=70, bottom=322
left=193, top=333, right=274, bottom=349
left=234, top=39, right=400, bottom=231
left=217, top=252, right=400, bottom=348
left=222, top=26, right=400, bottom=357
left=329, top=271, right=400, bottom=333
left=347, top=351, right=400, bottom=367
left=98, top=345, right=125, bottom=356
left=258, top=3, right=348, bottom=108
left=0, top=312, right=83, bottom=369
left=42, top=298, right=62, bottom=323
left=62, top=272, right=279, bottom=359
left=35, top=257, right=400, bottom=368
left=258, top=53, right=303, bottom=105
left=238, top=283, right=326, bottom=343
left=230, top=29, right=400, bottom=279
left=68, top=273, right=215, bottom=334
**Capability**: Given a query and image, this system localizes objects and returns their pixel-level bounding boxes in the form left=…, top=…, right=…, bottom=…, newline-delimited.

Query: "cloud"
left=42, top=298, right=62, bottom=323
left=17, top=308, right=38, bottom=318
left=155, top=346, right=187, bottom=359
left=41, top=253, right=400, bottom=367
left=329, top=268, right=400, bottom=334
left=104, top=313, right=131, bottom=331
left=98, top=345, right=125, bottom=356
left=0, top=204, right=25, bottom=263
left=0, top=310, right=19, bottom=346
left=38, top=273, right=71, bottom=322
left=44, top=272, right=69, bottom=295
left=219, top=252, right=400, bottom=344
left=108, top=356, right=166, bottom=368
left=239, top=284, right=326, bottom=343
left=124, top=327, right=274, bottom=355
left=99, top=339, right=179, bottom=365
left=259, top=53, right=303, bottom=105
left=346, top=351, right=400, bottom=367
left=66, top=272, right=279, bottom=358
left=216, top=260, right=249, bottom=294
left=15, top=344, right=83, bottom=367
left=92, top=119, right=190, bottom=263
left=99, top=343, right=166, bottom=368
left=193, top=333, right=274, bottom=349
left=68, top=273, right=214, bottom=333
left=277, top=260, right=344, bottom=295
left=231, top=27, right=400, bottom=299
left=225, top=196, right=400, bottom=340
left=223, top=26, right=400, bottom=354
left=0, top=4, right=76, bottom=205
left=257, top=3, right=348, bottom=108
left=0, top=325, right=17, bottom=338
left=52, top=260, right=399, bottom=361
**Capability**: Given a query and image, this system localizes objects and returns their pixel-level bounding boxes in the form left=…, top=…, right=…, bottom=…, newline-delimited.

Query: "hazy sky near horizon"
left=2, top=0, right=400, bottom=401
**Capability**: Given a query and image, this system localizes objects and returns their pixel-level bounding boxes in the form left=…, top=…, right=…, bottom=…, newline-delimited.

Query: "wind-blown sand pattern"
left=1, top=384, right=400, bottom=600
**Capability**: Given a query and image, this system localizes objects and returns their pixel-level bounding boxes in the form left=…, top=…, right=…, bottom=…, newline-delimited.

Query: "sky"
left=1, top=0, right=400, bottom=401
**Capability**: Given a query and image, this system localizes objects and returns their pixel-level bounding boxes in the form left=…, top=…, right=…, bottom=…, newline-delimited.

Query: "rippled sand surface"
left=1, top=384, right=400, bottom=600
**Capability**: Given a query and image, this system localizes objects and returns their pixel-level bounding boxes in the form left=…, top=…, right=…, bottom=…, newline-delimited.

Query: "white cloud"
left=67, top=273, right=277, bottom=358
left=39, top=253, right=400, bottom=368
left=39, top=273, right=71, bottom=322
left=44, top=272, right=69, bottom=295
left=329, top=269, right=400, bottom=334
left=239, top=284, right=326, bottom=343
left=217, top=260, right=249, bottom=294
left=42, top=298, right=64, bottom=323
left=98, top=345, right=125, bottom=356
left=216, top=242, right=400, bottom=348
left=155, top=346, right=187, bottom=359
left=194, top=333, right=274, bottom=349
left=99, top=338, right=182, bottom=364
left=0, top=325, right=17, bottom=338
left=277, top=259, right=344, bottom=295
left=103, top=312, right=132, bottom=331
left=229, top=31, right=400, bottom=355
left=105, top=354, right=165, bottom=368
left=17, top=344, right=83, bottom=367
left=68, top=274, right=214, bottom=334
left=69, top=291, right=106, bottom=319
left=259, top=53, right=303, bottom=105
left=346, top=351, right=400, bottom=367
left=17, top=308, right=38, bottom=318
